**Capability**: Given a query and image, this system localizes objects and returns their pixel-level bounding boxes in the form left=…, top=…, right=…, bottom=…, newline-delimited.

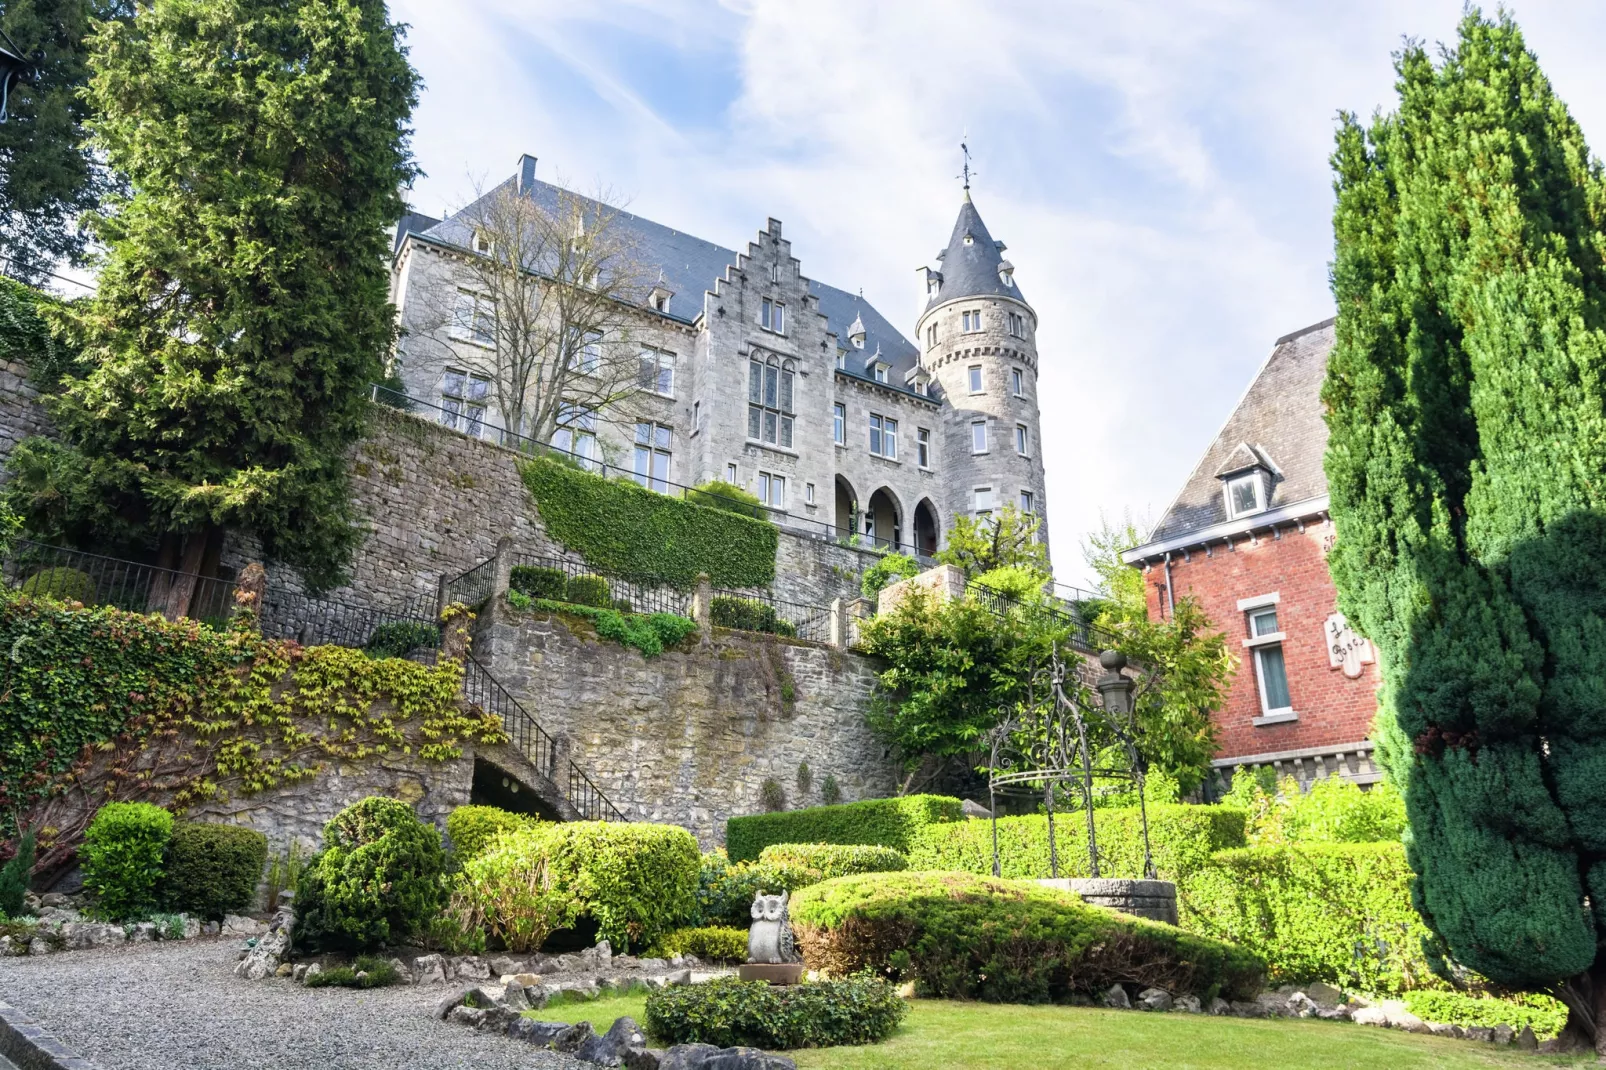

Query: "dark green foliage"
left=81, top=802, right=173, bottom=919
left=509, top=565, right=568, bottom=601
left=795, top=762, right=812, bottom=797
left=685, top=480, right=768, bottom=521
left=694, top=851, right=789, bottom=928
left=565, top=574, right=611, bottom=608
left=291, top=797, right=444, bottom=953
left=647, top=925, right=749, bottom=963
left=1323, top=10, right=1606, bottom=987
left=757, top=843, right=909, bottom=884
left=725, top=795, right=962, bottom=862
left=520, top=457, right=777, bottom=589
left=860, top=552, right=920, bottom=601
left=20, top=0, right=420, bottom=587
left=1402, top=990, right=1567, bottom=1040
left=1180, top=842, right=1441, bottom=995
left=161, top=823, right=267, bottom=920
left=362, top=620, right=439, bottom=660
left=906, top=804, right=1247, bottom=886
left=511, top=595, right=697, bottom=658
left=17, top=567, right=93, bottom=603
left=645, top=974, right=906, bottom=1050
left=445, top=804, right=538, bottom=862
left=820, top=775, right=841, bottom=806
left=0, top=829, right=36, bottom=918
left=303, top=955, right=401, bottom=988
left=536, top=821, right=701, bottom=953
left=710, top=596, right=795, bottom=637
left=791, top=871, right=1264, bottom=1004
left=0, top=278, right=82, bottom=390
left=759, top=778, right=785, bottom=812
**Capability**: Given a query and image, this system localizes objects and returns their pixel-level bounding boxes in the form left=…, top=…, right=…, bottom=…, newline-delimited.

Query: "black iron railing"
left=709, top=589, right=832, bottom=644
left=463, top=654, right=624, bottom=822
left=440, top=556, right=497, bottom=610
left=4, top=539, right=241, bottom=623
left=509, top=552, right=692, bottom=617
left=966, top=581, right=1120, bottom=655
left=259, top=588, right=439, bottom=652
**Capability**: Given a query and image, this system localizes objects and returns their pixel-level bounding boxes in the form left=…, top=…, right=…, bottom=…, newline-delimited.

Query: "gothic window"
left=748, top=356, right=795, bottom=448
left=440, top=368, right=489, bottom=437
left=634, top=422, right=672, bottom=492
left=639, top=348, right=675, bottom=395
left=869, top=413, right=898, bottom=459
left=761, top=297, right=786, bottom=334
left=452, top=291, right=495, bottom=347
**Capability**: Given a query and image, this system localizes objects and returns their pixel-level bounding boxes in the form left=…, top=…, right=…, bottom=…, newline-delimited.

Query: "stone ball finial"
left=1099, top=649, right=1127, bottom=671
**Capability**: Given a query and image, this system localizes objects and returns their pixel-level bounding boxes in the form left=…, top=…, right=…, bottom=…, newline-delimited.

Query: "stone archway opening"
left=471, top=757, right=566, bottom=822
left=865, top=487, right=903, bottom=552
left=914, top=498, right=940, bottom=557
left=834, top=475, right=858, bottom=540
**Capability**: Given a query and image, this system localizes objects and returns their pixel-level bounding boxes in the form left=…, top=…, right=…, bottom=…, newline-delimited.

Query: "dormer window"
left=873, top=363, right=888, bottom=384
left=1226, top=472, right=1266, bottom=518
left=963, top=233, right=975, bottom=246
left=474, top=231, right=492, bottom=255
left=999, top=260, right=1015, bottom=287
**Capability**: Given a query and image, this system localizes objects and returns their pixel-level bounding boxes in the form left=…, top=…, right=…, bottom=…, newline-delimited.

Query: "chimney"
left=517, top=154, right=538, bottom=195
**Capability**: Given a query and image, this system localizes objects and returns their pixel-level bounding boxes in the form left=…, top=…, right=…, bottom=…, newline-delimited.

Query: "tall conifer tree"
left=1325, top=10, right=1606, bottom=1033
left=12, top=0, right=418, bottom=595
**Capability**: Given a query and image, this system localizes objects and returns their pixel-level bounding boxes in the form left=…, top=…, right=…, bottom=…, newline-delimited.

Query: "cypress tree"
left=1325, top=9, right=1606, bottom=1027
left=13, top=0, right=418, bottom=594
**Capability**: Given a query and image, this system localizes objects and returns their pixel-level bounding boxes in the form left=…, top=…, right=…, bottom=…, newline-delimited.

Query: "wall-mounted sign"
left=1325, top=612, right=1375, bottom=679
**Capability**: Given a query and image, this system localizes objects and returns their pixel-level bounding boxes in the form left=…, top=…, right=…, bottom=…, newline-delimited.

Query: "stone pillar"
left=692, top=572, right=713, bottom=640
left=492, top=535, right=513, bottom=603
left=829, top=598, right=847, bottom=650
left=435, top=572, right=451, bottom=623
left=846, top=598, right=872, bottom=649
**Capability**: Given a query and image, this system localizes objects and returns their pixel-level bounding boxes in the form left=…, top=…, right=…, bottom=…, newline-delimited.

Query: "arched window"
left=748, top=355, right=795, bottom=448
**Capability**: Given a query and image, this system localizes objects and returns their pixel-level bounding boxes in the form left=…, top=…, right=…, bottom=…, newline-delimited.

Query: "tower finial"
left=958, top=138, right=975, bottom=199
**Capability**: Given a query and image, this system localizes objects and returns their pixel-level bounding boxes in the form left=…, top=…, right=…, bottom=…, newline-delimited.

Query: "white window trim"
left=967, top=364, right=984, bottom=394
left=1243, top=631, right=1287, bottom=649
left=971, top=420, right=988, bottom=454
left=1251, top=640, right=1297, bottom=722
left=1225, top=471, right=1267, bottom=519
left=1236, top=592, right=1280, bottom=612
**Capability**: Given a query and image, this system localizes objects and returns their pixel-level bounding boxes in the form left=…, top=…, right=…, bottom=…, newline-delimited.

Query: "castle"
left=388, top=155, right=1049, bottom=560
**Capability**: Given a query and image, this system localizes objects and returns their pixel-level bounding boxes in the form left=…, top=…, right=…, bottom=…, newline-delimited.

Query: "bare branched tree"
left=413, top=180, right=653, bottom=448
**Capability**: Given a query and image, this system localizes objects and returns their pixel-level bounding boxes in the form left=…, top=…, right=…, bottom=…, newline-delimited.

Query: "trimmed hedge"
left=451, top=826, right=579, bottom=952
left=791, top=870, right=1264, bottom=1004
left=758, top=843, right=909, bottom=883
left=19, top=567, right=94, bottom=603
left=645, top=974, right=906, bottom=1049
left=906, top=804, right=1247, bottom=885
left=726, top=795, right=963, bottom=862
left=566, top=574, right=611, bottom=608
left=162, top=823, right=268, bottom=920
left=710, top=596, right=795, bottom=637
left=363, top=620, right=439, bottom=660
left=1180, top=841, right=1442, bottom=995
left=535, top=821, right=701, bottom=953
left=685, top=480, right=767, bottom=521
left=82, top=802, right=173, bottom=919
left=648, top=925, right=749, bottom=963
left=509, top=565, right=568, bottom=601
left=446, top=805, right=538, bottom=862
left=1402, top=991, right=1567, bottom=1040
left=520, top=456, right=777, bottom=589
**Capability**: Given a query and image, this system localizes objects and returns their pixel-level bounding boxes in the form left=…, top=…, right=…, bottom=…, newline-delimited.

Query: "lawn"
left=531, top=993, right=1590, bottom=1070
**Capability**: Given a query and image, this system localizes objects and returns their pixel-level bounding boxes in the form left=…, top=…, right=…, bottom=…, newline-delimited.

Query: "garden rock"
left=64, top=922, right=125, bottom=950
left=500, top=981, right=529, bottom=1011
left=223, top=914, right=268, bottom=936
left=1491, top=1024, right=1514, bottom=1045
left=623, top=1051, right=664, bottom=1070
left=659, top=1046, right=722, bottom=1070
left=1285, top=992, right=1317, bottom=1018
left=1429, top=1022, right=1457, bottom=1038
left=27, top=937, right=51, bottom=956
left=1315, top=1004, right=1352, bottom=1021
left=1174, top=995, right=1201, bottom=1014
left=1516, top=1026, right=1538, bottom=1050
left=387, top=957, right=412, bottom=984
left=1102, top=983, right=1130, bottom=1009
left=508, top=1018, right=572, bottom=1045
left=574, top=1016, right=650, bottom=1067
left=303, top=963, right=323, bottom=983
left=491, top=956, right=524, bottom=975
left=413, top=953, right=447, bottom=984
left=1305, top=981, right=1343, bottom=1006
left=553, top=1021, right=598, bottom=1054
left=456, top=956, right=492, bottom=981
left=1351, top=1006, right=1389, bottom=1027
left=432, top=987, right=474, bottom=1019
left=1137, top=988, right=1172, bottom=1012
left=1229, top=1001, right=1266, bottom=1018
left=1465, top=1026, right=1494, bottom=1042
left=233, top=926, right=289, bottom=980
left=129, top=921, right=156, bottom=942
left=664, top=969, right=692, bottom=987
left=446, top=1006, right=486, bottom=1029
left=700, top=1048, right=796, bottom=1070
left=1207, top=997, right=1230, bottom=1016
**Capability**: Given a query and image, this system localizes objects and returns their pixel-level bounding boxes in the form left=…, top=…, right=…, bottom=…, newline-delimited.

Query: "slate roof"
left=1143, top=318, right=1336, bottom=545
left=409, top=173, right=920, bottom=386
left=927, top=194, right=1028, bottom=309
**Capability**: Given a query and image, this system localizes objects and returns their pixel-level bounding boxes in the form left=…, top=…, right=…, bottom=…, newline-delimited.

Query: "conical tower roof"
left=927, top=194, right=1026, bottom=308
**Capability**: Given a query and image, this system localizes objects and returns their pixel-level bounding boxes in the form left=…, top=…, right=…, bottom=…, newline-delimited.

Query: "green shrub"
left=162, top=823, right=268, bottom=920
left=758, top=843, right=909, bottom=884
left=450, top=826, right=580, bottom=952
left=1402, top=991, right=1567, bottom=1040
left=685, top=480, right=768, bottom=521
left=861, top=553, right=920, bottom=601
left=727, top=795, right=963, bottom=863
left=0, top=276, right=80, bottom=390
left=696, top=852, right=785, bottom=928
left=447, top=805, right=538, bottom=862
left=516, top=596, right=697, bottom=658
left=362, top=620, right=440, bottom=660
left=791, top=870, right=1264, bottom=1004
left=648, top=925, right=749, bottom=963
left=906, top=804, right=1247, bottom=886
left=565, top=574, right=612, bottom=608
left=1179, top=841, right=1442, bottom=995
left=291, top=797, right=445, bottom=953
left=536, top=821, right=701, bottom=953
left=710, top=596, right=795, bottom=637
left=0, top=829, right=36, bottom=918
left=509, top=565, right=568, bottom=601
left=645, top=974, right=905, bottom=1049
left=612, top=598, right=633, bottom=614
left=18, top=567, right=94, bottom=603
left=759, top=778, right=786, bottom=812
left=304, top=955, right=402, bottom=988
left=1281, top=776, right=1407, bottom=844
left=520, top=456, right=777, bottom=589
left=820, top=775, right=841, bottom=805
left=82, top=802, right=174, bottom=919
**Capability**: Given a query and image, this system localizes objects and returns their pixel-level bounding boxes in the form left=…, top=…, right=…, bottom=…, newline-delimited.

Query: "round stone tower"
left=915, top=192, right=1049, bottom=557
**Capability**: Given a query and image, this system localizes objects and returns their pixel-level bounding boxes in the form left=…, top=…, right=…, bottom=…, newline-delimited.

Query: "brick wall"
left=1144, top=518, right=1380, bottom=761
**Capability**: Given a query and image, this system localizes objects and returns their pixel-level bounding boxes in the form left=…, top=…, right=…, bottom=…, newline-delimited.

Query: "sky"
left=392, top=1, right=1606, bottom=587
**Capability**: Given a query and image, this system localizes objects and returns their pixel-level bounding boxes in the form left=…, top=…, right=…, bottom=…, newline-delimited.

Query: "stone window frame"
left=757, top=470, right=786, bottom=509
left=551, top=400, right=599, bottom=469
left=1019, top=489, right=1034, bottom=515
left=633, top=421, right=673, bottom=493
left=1015, top=423, right=1029, bottom=456
left=832, top=402, right=845, bottom=446
left=638, top=347, right=676, bottom=397
left=967, top=364, right=984, bottom=394
left=450, top=289, right=496, bottom=348
left=926, top=322, right=938, bottom=349
left=1007, top=311, right=1026, bottom=339
left=1011, top=367, right=1025, bottom=396
left=973, top=484, right=995, bottom=517
left=917, top=427, right=932, bottom=469
left=440, top=367, right=490, bottom=438
left=747, top=354, right=796, bottom=449
left=760, top=297, right=786, bottom=335
left=971, top=419, right=988, bottom=454
left=962, top=309, right=983, bottom=333
left=869, top=412, right=898, bottom=460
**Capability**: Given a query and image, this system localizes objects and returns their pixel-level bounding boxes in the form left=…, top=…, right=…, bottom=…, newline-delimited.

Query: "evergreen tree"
left=16, top=0, right=418, bottom=596
left=1324, top=9, right=1606, bottom=1025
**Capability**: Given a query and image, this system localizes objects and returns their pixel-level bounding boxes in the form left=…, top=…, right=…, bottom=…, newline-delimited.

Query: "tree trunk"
left=158, top=527, right=216, bottom=622
left=1558, top=963, right=1603, bottom=1053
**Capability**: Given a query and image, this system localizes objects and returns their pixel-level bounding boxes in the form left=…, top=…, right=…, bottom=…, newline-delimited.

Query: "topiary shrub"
left=820, top=775, right=841, bottom=805
left=565, top=574, right=611, bottom=608
left=710, top=596, right=795, bottom=637
left=362, top=620, right=440, bottom=660
left=645, top=974, right=905, bottom=1049
left=759, top=778, right=786, bottom=812
left=536, top=821, right=701, bottom=953
left=162, top=823, right=268, bottom=920
left=509, top=565, right=568, bottom=601
left=0, top=829, right=36, bottom=918
left=648, top=925, right=749, bottom=963
left=18, top=567, right=94, bottom=604
left=81, top=802, right=174, bottom=919
left=291, top=796, right=445, bottom=953
left=726, top=795, right=962, bottom=862
left=860, top=552, right=920, bottom=601
left=449, top=826, right=579, bottom=952
left=446, top=804, right=538, bottom=863
left=685, top=480, right=768, bottom=520
left=791, top=870, right=1264, bottom=1004
left=758, top=843, right=909, bottom=884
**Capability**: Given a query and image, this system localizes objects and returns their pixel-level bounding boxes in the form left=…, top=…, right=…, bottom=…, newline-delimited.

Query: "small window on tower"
left=968, top=365, right=983, bottom=393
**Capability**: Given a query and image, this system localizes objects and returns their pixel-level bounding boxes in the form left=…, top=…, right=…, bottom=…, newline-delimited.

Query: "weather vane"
left=958, top=139, right=976, bottom=192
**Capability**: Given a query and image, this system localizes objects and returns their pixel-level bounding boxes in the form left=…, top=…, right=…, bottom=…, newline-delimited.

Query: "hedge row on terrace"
left=724, top=795, right=963, bottom=862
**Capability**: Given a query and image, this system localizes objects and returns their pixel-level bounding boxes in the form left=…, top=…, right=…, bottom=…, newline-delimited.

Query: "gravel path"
left=0, top=939, right=588, bottom=1070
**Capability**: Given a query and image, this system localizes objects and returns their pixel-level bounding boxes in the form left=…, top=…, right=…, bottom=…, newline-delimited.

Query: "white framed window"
left=1012, top=367, right=1024, bottom=396
left=833, top=403, right=845, bottom=445
left=962, top=309, right=982, bottom=332
left=968, top=365, right=984, bottom=393
left=551, top=402, right=598, bottom=468
left=474, top=231, right=492, bottom=254
left=1016, top=423, right=1029, bottom=455
left=1007, top=311, right=1026, bottom=338
left=869, top=413, right=898, bottom=459
left=761, top=297, right=786, bottom=334
left=451, top=291, right=495, bottom=347
left=726, top=462, right=738, bottom=483
left=973, top=485, right=995, bottom=516
left=1243, top=601, right=1295, bottom=722
left=758, top=471, right=785, bottom=508
left=638, top=348, right=675, bottom=395
left=1019, top=489, right=1034, bottom=514
left=835, top=350, right=847, bottom=370
left=873, top=363, right=888, bottom=384
left=971, top=420, right=987, bottom=453
left=926, top=323, right=937, bottom=348
left=1226, top=472, right=1267, bottom=518
left=805, top=482, right=815, bottom=505
left=747, top=357, right=795, bottom=448
left=567, top=329, right=603, bottom=374
left=634, top=421, right=672, bottom=492
left=917, top=427, right=931, bottom=468
left=440, top=368, right=489, bottom=437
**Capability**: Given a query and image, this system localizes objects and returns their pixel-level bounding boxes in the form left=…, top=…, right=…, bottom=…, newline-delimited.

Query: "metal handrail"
left=966, top=581, right=1121, bottom=655
left=510, top=552, right=692, bottom=616
left=708, top=588, right=832, bottom=643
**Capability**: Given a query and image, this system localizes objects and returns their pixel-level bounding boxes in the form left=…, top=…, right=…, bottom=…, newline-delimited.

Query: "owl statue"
left=747, top=890, right=799, bottom=964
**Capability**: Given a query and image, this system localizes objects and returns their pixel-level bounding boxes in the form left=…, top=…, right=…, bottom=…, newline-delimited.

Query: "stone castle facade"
left=389, top=155, right=1049, bottom=560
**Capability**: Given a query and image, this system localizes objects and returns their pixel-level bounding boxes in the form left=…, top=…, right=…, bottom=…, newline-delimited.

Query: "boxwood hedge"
left=162, top=822, right=268, bottom=920
left=645, top=974, right=906, bottom=1049
left=446, top=804, right=539, bottom=862
left=535, top=821, right=701, bottom=953
left=757, top=843, right=908, bottom=882
left=790, top=870, right=1264, bottom=1004
left=726, top=795, right=962, bottom=862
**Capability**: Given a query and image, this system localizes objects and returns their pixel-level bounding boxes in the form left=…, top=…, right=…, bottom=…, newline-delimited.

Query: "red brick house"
left=1121, top=318, right=1382, bottom=793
